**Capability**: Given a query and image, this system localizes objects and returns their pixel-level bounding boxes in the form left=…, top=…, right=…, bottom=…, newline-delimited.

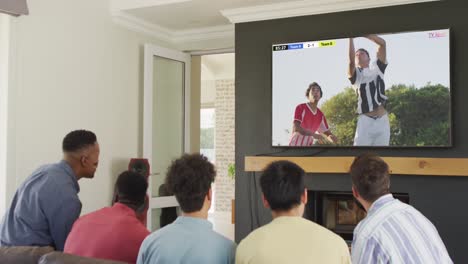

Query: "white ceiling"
left=202, top=53, right=235, bottom=80
left=110, top=0, right=439, bottom=51
left=125, top=0, right=294, bottom=31
left=201, top=53, right=235, bottom=106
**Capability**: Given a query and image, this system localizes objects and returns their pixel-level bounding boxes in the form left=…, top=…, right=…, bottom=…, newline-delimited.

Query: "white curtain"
left=0, top=0, right=29, bottom=16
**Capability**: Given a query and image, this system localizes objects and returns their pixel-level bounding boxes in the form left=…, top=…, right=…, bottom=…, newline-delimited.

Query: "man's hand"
left=307, top=131, right=323, bottom=139
left=328, top=134, right=338, bottom=143
left=365, top=34, right=387, bottom=64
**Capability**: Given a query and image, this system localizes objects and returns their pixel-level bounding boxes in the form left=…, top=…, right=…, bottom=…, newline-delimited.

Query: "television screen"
left=272, top=29, right=451, bottom=147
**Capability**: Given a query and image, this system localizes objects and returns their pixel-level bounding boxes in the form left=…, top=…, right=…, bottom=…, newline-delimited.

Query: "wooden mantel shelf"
left=245, top=156, right=468, bottom=176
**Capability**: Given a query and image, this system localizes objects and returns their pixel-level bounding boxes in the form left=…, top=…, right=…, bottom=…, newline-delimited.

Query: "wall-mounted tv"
left=272, top=29, right=451, bottom=147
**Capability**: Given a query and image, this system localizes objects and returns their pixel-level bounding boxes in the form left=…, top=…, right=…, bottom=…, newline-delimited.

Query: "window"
left=200, top=108, right=215, bottom=162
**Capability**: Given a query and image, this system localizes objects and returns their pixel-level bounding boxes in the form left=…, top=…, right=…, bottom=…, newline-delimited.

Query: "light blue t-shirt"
left=137, top=216, right=236, bottom=264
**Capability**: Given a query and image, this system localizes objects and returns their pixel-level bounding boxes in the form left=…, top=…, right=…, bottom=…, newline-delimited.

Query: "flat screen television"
left=272, top=29, right=451, bottom=147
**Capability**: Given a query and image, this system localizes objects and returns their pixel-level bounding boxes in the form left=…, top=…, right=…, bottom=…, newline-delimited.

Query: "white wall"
left=202, top=53, right=235, bottom=80
left=6, top=0, right=174, bottom=215
left=0, top=13, right=10, bottom=216
left=201, top=53, right=234, bottom=108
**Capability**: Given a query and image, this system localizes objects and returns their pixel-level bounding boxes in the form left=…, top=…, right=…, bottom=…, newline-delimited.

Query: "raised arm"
left=365, top=34, right=387, bottom=64
left=348, top=38, right=356, bottom=79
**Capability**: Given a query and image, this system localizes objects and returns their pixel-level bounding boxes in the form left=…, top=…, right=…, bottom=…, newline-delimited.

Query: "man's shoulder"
left=237, top=227, right=264, bottom=256
left=23, top=163, right=55, bottom=182
left=74, top=207, right=109, bottom=224
left=238, top=221, right=279, bottom=248
left=238, top=219, right=347, bottom=254
left=316, top=107, right=325, bottom=116
left=209, top=229, right=236, bottom=247
left=372, top=59, right=388, bottom=74
left=376, top=59, right=388, bottom=66
left=66, top=208, right=108, bottom=237
left=142, top=223, right=233, bottom=252
left=21, top=162, right=71, bottom=196
left=399, top=203, right=435, bottom=228
left=242, top=223, right=270, bottom=240
left=141, top=223, right=178, bottom=245
left=124, top=215, right=151, bottom=238
left=296, top=103, right=307, bottom=109
left=355, top=199, right=408, bottom=238
left=299, top=218, right=347, bottom=243
left=36, top=162, right=73, bottom=185
left=106, top=207, right=150, bottom=236
left=38, top=161, right=66, bottom=174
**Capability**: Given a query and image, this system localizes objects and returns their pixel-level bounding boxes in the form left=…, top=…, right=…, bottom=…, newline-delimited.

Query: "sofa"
left=0, top=246, right=126, bottom=264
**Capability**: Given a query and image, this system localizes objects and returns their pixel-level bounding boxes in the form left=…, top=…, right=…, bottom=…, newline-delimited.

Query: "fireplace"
left=304, top=191, right=409, bottom=242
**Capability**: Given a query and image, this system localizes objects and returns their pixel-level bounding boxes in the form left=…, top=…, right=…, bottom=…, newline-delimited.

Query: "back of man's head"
left=350, top=153, right=390, bottom=202
left=165, top=153, right=215, bottom=213
left=115, top=171, right=148, bottom=210
left=260, top=160, right=305, bottom=211
left=62, top=130, right=97, bottom=153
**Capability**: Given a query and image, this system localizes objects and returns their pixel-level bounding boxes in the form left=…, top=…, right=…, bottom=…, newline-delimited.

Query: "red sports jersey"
left=289, top=103, right=329, bottom=146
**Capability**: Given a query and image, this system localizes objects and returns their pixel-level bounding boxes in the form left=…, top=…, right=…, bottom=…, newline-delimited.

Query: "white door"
left=143, top=44, right=190, bottom=231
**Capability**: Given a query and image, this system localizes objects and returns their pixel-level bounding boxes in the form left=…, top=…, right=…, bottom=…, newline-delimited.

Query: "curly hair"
left=305, top=82, right=323, bottom=98
left=350, top=153, right=390, bottom=202
left=165, top=153, right=216, bottom=213
left=62, top=130, right=97, bottom=153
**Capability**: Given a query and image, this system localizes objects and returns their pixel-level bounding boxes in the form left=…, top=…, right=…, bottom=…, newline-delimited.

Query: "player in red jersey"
left=289, top=82, right=338, bottom=146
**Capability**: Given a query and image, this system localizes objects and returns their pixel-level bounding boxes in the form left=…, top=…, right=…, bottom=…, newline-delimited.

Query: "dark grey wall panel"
left=235, top=0, right=468, bottom=262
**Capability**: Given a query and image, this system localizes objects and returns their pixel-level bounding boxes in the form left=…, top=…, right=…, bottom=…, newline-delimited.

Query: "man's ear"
left=352, top=185, right=360, bottom=199
left=207, top=188, right=212, bottom=202
left=80, top=155, right=86, bottom=166
left=301, top=188, right=308, bottom=205
left=261, top=193, right=270, bottom=209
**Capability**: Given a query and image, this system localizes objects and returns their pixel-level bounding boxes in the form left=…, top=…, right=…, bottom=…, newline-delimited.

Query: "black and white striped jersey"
left=349, top=60, right=388, bottom=114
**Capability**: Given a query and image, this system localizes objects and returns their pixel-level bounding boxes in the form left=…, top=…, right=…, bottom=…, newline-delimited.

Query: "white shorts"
left=354, top=113, right=390, bottom=146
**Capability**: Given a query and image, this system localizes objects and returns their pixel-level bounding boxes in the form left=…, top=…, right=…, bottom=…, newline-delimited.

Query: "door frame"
left=143, top=43, right=191, bottom=231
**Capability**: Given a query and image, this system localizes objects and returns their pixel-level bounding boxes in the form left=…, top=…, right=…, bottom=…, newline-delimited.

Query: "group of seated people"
left=0, top=129, right=453, bottom=263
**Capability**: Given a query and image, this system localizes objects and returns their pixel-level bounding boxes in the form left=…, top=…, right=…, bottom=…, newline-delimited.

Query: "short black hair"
left=62, top=130, right=97, bottom=153
left=350, top=153, right=390, bottom=202
left=115, top=170, right=148, bottom=206
left=260, top=160, right=305, bottom=211
left=305, top=82, right=323, bottom=98
left=165, top=153, right=215, bottom=213
left=356, top=48, right=370, bottom=59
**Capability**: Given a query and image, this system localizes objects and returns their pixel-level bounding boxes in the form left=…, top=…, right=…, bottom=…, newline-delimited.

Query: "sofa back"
left=0, top=246, right=54, bottom=264
left=0, top=246, right=127, bottom=264
left=39, top=252, right=127, bottom=264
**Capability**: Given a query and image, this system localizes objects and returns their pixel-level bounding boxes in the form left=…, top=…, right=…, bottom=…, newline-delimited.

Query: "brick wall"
left=214, top=79, right=235, bottom=212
